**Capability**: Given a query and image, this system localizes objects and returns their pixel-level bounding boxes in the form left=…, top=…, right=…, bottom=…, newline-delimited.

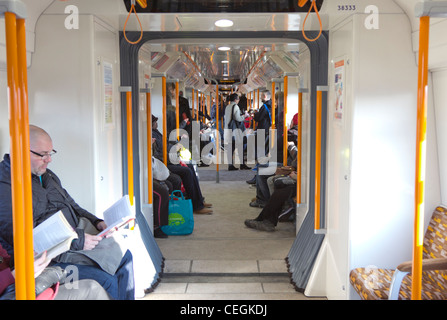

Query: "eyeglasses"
left=30, top=149, right=57, bottom=160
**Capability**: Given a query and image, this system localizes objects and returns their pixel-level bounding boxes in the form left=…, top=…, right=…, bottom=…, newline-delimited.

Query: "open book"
left=33, top=210, right=78, bottom=263
left=98, top=195, right=135, bottom=237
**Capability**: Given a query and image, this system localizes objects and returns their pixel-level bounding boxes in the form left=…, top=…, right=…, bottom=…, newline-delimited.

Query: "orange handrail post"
left=216, top=85, right=220, bottom=177
left=192, top=89, right=195, bottom=119
left=270, top=82, right=276, bottom=151
left=175, top=81, right=180, bottom=140
left=5, top=10, right=33, bottom=300
left=120, top=87, right=134, bottom=206
left=297, top=88, right=307, bottom=205
left=314, top=86, right=328, bottom=232
left=283, top=76, right=288, bottom=166
left=144, top=88, right=153, bottom=204
left=162, top=77, right=168, bottom=165
left=412, top=15, right=430, bottom=301
left=17, top=16, right=35, bottom=300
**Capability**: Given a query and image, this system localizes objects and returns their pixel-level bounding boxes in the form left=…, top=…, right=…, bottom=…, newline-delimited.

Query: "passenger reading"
left=98, top=195, right=135, bottom=237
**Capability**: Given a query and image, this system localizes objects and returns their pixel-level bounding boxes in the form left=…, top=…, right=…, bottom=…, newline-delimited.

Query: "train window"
left=123, top=0, right=323, bottom=13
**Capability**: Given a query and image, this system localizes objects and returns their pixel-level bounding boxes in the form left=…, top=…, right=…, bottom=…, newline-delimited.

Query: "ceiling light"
left=221, top=60, right=229, bottom=63
left=215, top=19, right=234, bottom=27
left=218, top=46, right=231, bottom=51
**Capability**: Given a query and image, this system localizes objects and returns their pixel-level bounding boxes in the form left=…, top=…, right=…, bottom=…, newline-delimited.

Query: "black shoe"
left=246, top=176, right=256, bottom=184
left=240, top=164, right=251, bottom=170
left=278, top=206, right=295, bottom=222
left=228, top=165, right=239, bottom=171
left=249, top=199, right=265, bottom=208
left=154, top=227, right=168, bottom=238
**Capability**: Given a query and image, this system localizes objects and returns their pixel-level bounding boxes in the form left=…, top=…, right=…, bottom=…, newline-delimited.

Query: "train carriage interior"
left=1, top=0, right=447, bottom=303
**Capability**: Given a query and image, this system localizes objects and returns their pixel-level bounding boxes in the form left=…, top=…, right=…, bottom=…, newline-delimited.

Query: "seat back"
left=423, top=206, right=447, bottom=260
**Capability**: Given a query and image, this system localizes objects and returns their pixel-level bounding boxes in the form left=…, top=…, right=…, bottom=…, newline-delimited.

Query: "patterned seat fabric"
left=349, top=206, right=447, bottom=300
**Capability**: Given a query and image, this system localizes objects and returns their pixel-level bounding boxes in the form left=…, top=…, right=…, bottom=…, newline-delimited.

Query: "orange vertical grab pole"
left=412, top=15, right=430, bottom=301
left=5, top=11, right=28, bottom=301
left=126, top=90, right=134, bottom=206
left=283, top=76, right=288, bottom=166
left=145, top=90, right=153, bottom=204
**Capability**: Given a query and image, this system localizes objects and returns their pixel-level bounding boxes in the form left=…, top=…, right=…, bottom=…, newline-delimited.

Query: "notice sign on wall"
left=103, top=60, right=114, bottom=127
left=333, top=59, right=345, bottom=123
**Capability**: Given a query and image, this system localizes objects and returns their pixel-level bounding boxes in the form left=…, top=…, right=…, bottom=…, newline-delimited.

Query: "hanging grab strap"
left=299, top=0, right=323, bottom=42
left=123, top=0, right=144, bottom=45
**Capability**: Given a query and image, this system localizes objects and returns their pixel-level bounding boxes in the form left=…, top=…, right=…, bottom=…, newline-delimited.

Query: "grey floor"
left=141, top=165, right=325, bottom=300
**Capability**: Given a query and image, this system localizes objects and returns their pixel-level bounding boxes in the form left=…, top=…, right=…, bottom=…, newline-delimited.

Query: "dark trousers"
left=255, top=185, right=296, bottom=226
left=153, top=180, right=169, bottom=228
left=167, top=163, right=205, bottom=211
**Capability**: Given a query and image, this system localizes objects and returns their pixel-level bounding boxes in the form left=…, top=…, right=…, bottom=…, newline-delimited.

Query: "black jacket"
left=0, top=154, right=101, bottom=258
left=253, top=99, right=272, bottom=132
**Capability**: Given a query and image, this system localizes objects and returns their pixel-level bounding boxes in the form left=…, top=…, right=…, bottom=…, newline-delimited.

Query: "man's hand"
left=34, top=251, right=51, bottom=278
left=83, top=234, right=102, bottom=250
left=96, top=221, right=107, bottom=231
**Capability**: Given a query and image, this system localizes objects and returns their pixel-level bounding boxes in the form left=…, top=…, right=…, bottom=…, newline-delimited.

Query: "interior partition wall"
left=119, top=30, right=328, bottom=291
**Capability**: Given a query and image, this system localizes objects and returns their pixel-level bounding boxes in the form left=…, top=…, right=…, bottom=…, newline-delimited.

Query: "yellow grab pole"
left=17, top=17, right=35, bottom=300
left=412, top=15, right=430, bottom=301
left=314, top=86, right=328, bottom=232
left=196, top=90, right=199, bottom=121
left=162, top=77, right=167, bottom=165
left=145, top=89, right=153, bottom=204
left=297, top=89, right=307, bottom=204
left=192, top=89, right=195, bottom=119
left=271, top=82, right=276, bottom=150
left=283, top=76, right=288, bottom=166
left=314, top=90, right=322, bottom=231
left=175, top=81, right=180, bottom=140
left=5, top=11, right=30, bottom=301
left=123, top=88, right=134, bottom=206
left=216, top=85, right=220, bottom=173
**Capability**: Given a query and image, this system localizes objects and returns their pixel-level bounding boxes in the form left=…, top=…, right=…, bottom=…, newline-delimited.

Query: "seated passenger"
left=0, top=247, right=111, bottom=300
left=151, top=141, right=170, bottom=238
left=0, top=125, right=135, bottom=300
left=244, top=171, right=297, bottom=232
left=151, top=115, right=213, bottom=214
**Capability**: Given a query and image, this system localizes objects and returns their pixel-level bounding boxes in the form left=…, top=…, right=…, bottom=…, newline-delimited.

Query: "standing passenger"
left=224, top=93, right=251, bottom=171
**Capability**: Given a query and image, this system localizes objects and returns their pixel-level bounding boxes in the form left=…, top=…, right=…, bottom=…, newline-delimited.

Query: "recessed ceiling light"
left=215, top=19, right=233, bottom=27
left=218, top=46, right=231, bottom=51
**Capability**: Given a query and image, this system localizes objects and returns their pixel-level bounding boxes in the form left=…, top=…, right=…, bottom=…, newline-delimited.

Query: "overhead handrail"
left=298, top=0, right=323, bottom=42
left=120, top=87, right=135, bottom=206
left=123, top=0, right=144, bottom=45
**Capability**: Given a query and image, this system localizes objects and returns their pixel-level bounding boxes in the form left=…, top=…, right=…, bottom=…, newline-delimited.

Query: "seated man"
left=0, top=125, right=135, bottom=300
left=244, top=171, right=297, bottom=232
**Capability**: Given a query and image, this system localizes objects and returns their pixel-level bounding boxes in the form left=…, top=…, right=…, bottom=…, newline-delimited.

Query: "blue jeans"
left=54, top=250, right=135, bottom=300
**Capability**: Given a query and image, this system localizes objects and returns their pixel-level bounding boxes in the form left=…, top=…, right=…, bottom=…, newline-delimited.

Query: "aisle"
left=141, top=167, right=322, bottom=300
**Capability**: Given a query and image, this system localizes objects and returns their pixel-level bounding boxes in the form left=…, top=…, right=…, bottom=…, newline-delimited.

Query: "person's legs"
left=55, top=280, right=112, bottom=300
left=168, top=164, right=205, bottom=211
left=53, top=250, right=135, bottom=300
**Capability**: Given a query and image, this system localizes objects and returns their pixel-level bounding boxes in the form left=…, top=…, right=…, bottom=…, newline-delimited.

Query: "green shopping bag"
left=161, top=190, right=194, bottom=235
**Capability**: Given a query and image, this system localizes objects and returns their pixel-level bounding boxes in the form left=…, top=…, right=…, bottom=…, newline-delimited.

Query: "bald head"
left=29, top=125, right=53, bottom=176
left=29, top=125, right=52, bottom=149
